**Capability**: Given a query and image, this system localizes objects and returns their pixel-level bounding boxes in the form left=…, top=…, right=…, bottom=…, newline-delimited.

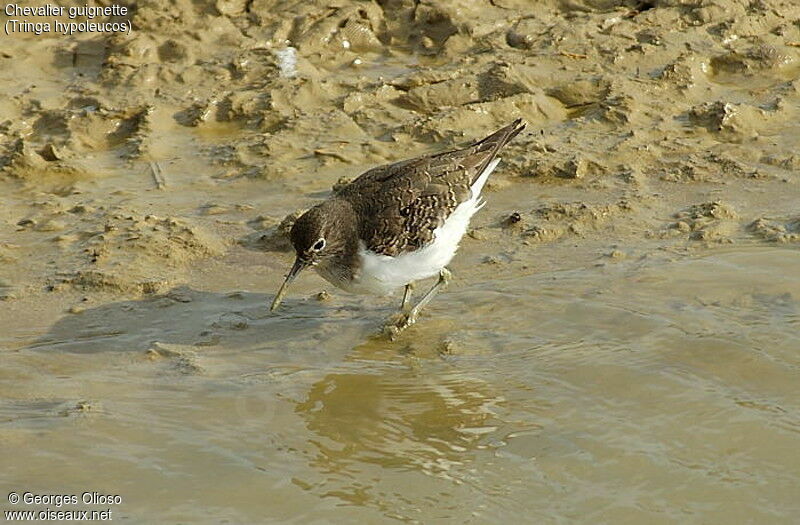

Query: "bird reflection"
left=294, top=342, right=505, bottom=483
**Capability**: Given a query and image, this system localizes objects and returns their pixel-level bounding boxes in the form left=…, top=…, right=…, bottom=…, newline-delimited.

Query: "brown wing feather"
left=338, top=119, right=525, bottom=256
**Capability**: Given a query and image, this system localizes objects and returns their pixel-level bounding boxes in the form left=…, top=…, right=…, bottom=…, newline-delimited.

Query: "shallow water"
left=3, top=247, right=799, bottom=522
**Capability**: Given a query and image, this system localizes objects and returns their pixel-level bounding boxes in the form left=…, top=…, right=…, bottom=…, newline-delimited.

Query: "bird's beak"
left=270, top=257, right=308, bottom=312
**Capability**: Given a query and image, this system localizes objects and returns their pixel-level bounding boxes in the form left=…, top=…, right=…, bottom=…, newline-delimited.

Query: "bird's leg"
left=407, top=268, right=451, bottom=322
left=400, top=282, right=414, bottom=312
left=385, top=268, right=452, bottom=339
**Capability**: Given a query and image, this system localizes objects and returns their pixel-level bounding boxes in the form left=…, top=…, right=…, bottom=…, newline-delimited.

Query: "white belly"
left=323, top=158, right=500, bottom=296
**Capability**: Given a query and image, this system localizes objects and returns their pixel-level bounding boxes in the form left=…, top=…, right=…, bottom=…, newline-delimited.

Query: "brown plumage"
left=337, top=118, right=525, bottom=256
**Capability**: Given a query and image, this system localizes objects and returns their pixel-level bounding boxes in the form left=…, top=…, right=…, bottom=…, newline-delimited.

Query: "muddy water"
left=2, top=0, right=800, bottom=523
left=3, top=248, right=799, bottom=522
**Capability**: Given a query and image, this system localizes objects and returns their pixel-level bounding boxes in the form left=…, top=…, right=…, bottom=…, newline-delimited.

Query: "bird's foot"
left=382, top=310, right=419, bottom=340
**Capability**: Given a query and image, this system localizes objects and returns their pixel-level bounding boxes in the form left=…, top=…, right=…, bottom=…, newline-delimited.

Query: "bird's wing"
left=339, top=119, right=525, bottom=256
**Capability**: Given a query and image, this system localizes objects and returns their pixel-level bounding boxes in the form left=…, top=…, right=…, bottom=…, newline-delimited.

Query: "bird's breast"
left=314, top=257, right=395, bottom=296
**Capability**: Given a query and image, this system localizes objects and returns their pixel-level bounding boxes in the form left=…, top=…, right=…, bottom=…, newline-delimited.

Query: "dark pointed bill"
left=270, top=257, right=308, bottom=312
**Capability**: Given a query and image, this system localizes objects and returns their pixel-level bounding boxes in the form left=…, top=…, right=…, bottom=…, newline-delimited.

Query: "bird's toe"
left=382, top=311, right=418, bottom=340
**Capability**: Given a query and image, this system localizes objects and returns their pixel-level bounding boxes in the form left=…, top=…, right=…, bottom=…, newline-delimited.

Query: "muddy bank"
left=1, top=0, right=798, bottom=304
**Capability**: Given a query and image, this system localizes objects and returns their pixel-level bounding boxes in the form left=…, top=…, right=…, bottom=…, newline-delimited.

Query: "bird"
left=270, top=119, right=525, bottom=337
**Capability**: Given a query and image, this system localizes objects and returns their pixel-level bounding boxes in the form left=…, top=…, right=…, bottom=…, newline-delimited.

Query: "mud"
left=2, top=0, right=799, bottom=522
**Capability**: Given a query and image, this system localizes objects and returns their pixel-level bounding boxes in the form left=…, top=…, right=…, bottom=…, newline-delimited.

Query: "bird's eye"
left=312, top=238, right=326, bottom=251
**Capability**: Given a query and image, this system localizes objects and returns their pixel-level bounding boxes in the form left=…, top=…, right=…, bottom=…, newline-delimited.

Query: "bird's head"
left=270, top=203, right=353, bottom=311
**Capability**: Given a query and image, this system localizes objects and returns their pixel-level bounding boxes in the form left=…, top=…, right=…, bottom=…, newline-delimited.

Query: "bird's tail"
left=466, top=118, right=525, bottom=184
left=473, top=118, right=526, bottom=153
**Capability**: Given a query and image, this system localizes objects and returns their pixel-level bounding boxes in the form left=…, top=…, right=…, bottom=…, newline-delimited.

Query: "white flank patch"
left=275, top=47, right=297, bottom=78
left=345, top=158, right=501, bottom=295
